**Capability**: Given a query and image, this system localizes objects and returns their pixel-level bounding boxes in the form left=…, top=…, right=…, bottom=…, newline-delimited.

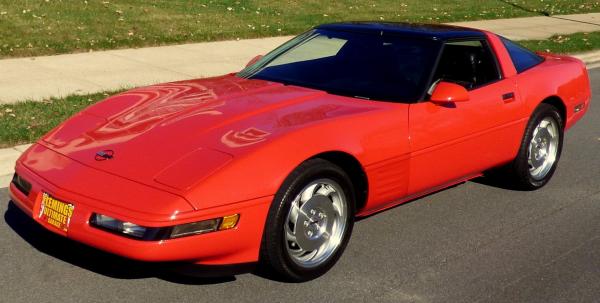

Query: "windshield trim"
left=237, top=30, right=317, bottom=79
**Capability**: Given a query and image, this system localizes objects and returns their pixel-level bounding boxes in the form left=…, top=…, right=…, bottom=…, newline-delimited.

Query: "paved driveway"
left=1, top=70, right=599, bottom=303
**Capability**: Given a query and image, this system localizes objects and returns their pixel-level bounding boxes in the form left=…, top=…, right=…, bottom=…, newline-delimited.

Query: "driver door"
left=407, top=39, right=523, bottom=195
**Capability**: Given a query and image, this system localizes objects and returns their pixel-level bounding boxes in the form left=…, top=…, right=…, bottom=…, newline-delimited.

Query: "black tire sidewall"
left=260, top=159, right=356, bottom=282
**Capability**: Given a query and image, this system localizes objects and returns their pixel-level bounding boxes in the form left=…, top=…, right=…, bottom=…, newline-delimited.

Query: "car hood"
left=41, top=74, right=376, bottom=199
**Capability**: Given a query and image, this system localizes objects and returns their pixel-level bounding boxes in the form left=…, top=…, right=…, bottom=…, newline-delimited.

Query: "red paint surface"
left=10, top=33, right=591, bottom=265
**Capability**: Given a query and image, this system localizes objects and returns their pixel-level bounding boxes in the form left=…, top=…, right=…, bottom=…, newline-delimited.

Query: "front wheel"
left=498, top=103, right=564, bottom=190
left=259, top=159, right=355, bottom=282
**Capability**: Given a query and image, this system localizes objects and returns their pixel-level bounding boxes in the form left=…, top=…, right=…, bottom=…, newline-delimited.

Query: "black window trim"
left=423, top=36, right=504, bottom=102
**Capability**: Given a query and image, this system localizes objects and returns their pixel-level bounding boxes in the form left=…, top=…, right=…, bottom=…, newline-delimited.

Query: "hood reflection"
left=90, top=82, right=221, bottom=140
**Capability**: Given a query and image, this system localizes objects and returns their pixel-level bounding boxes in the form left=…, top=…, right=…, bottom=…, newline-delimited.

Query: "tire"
left=498, top=103, right=564, bottom=190
left=259, top=158, right=355, bottom=282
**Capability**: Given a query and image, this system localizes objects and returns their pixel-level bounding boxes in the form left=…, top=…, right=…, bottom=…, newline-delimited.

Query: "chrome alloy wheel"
left=284, top=179, right=348, bottom=268
left=527, top=117, right=560, bottom=180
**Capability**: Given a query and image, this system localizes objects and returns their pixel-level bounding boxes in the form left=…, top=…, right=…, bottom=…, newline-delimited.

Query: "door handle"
left=502, top=92, right=515, bottom=103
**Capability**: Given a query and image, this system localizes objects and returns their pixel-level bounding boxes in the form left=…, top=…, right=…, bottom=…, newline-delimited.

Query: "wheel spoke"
left=532, top=125, right=540, bottom=142
left=284, top=221, right=298, bottom=243
left=288, top=196, right=300, bottom=225
left=300, top=249, right=318, bottom=261
left=546, top=122, right=556, bottom=138
left=300, top=183, right=318, bottom=203
left=316, top=184, right=335, bottom=197
left=287, top=242, right=306, bottom=257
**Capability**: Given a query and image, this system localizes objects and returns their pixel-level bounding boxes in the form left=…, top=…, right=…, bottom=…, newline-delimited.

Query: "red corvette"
left=9, top=23, right=590, bottom=281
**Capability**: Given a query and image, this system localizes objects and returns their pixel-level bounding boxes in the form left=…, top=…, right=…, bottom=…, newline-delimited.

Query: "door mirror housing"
left=429, top=81, right=469, bottom=103
left=246, top=55, right=263, bottom=67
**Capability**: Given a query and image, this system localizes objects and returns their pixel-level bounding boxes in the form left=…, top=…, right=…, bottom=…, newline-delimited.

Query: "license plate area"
left=38, top=192, right=75, bottom=233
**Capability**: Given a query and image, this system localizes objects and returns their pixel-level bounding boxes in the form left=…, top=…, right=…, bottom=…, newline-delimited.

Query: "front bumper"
left=9, top=152, right=272, bottom=266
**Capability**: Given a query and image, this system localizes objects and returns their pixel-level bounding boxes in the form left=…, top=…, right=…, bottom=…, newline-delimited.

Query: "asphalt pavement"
left=1, top=69, right=599, bottom=303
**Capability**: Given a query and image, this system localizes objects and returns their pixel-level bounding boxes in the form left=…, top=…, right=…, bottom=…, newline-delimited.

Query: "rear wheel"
left=497, top=103, right=564, bottom=190
left=259, top=159, right=355, bottom=282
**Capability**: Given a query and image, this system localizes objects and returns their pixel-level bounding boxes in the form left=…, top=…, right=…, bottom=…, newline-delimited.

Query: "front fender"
left=185, top=104, right=410, bottom=210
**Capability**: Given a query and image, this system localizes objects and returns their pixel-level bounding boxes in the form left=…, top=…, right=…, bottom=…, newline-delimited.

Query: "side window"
left=432, top=40, right=501, bottom=90
left=500, top=37, right=544, bottom=73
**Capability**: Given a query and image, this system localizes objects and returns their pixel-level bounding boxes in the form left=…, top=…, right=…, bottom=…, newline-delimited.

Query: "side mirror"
left=246, top=55, right=263, bottom=67
left=429, top=81, right=469, bottom=103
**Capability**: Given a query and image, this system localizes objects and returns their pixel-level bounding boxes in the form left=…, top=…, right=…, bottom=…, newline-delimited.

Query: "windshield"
left=238, top=29, right=442, bottom=102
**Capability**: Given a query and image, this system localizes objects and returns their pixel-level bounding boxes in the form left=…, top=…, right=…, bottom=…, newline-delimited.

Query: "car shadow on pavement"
left=3, top=201, right=246, bottom=285
left=470, top=174, right=530, bottom=191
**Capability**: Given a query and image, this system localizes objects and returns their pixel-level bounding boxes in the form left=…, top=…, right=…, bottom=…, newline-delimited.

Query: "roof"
left=315, top=22, right=485, bottom=40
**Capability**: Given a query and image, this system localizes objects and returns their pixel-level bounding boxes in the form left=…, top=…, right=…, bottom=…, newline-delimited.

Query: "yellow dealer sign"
left=38, top=192, right=74, bottom=232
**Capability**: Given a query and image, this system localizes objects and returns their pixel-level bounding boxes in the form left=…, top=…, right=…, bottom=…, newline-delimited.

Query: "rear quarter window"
left=500, top=37, right=544, bottom=73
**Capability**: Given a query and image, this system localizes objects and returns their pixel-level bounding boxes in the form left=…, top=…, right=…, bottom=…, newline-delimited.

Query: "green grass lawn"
left=521, top=32, right=600, bottom=54
left=1, top=0, right=600, bottom=58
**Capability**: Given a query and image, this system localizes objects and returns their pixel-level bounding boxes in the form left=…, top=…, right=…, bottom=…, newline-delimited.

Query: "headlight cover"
left=90, top=214, right=152, bottom=239
left=89, top=213, right=239, bottom=241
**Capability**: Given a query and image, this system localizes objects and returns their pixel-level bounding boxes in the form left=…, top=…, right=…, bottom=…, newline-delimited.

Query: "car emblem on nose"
left=95, top=150, right=114, bottom=161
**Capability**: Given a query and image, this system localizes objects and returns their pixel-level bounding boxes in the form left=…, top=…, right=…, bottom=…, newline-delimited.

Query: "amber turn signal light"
left=219, top=214, right=240, bottom=230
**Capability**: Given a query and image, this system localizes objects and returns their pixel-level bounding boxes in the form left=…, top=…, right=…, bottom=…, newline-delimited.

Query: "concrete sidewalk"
left=1, top=13, right=600, bottom=104
left=0, top=144, right=31, bottom=187
left=0, top=36, right=292, bottom=104
left=450, top=12, right=600, bottom=40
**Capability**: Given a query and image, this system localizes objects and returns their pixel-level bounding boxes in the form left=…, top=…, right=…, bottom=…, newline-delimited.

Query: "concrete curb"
left=574, top=50, right=600, bottom=69
left=0, top=174, right=12, bottom=189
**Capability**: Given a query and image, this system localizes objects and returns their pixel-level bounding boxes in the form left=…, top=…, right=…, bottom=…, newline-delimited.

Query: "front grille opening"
left=11, top=173, right=32, bottom=197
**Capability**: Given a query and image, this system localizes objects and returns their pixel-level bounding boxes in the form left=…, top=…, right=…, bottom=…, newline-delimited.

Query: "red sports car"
left=9, top=22, right=590, bottom=281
